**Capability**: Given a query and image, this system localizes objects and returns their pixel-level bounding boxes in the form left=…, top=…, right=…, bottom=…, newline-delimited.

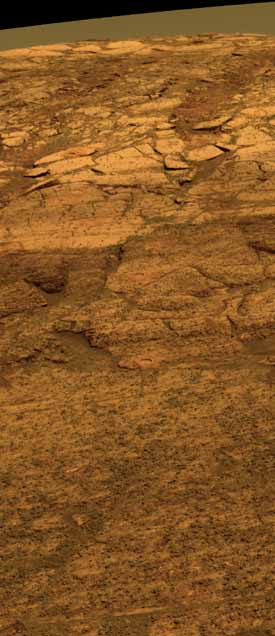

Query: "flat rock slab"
left=0, top=33, right=275, bottom=636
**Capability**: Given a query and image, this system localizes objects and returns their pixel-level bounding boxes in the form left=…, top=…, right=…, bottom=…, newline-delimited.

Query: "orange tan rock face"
left=0, top=33, right=274, bottom=636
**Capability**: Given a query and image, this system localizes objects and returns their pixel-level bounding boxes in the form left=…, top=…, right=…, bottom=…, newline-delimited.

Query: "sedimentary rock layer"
left=0, top=33, right=274, bottom=636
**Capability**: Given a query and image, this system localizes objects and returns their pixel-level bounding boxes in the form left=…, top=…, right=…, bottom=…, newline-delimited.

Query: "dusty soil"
left=0, top=33, right=274, bottom=636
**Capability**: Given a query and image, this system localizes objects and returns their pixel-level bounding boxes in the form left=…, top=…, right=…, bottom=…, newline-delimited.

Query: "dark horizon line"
left=1, top=1, right=272, bottom=31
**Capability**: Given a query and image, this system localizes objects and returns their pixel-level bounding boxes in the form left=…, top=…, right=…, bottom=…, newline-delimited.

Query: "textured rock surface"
left=0, top=33, right=275, bottom=635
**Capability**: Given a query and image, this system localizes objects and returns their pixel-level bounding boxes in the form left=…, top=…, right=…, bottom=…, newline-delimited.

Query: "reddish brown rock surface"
left=0, top=33, right=274, bottom=635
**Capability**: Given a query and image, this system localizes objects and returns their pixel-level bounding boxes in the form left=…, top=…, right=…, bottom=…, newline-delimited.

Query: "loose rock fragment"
left=34, top=144, right=99, bottom=166
left=186, top=145, right=224, bottom=161
left=192, top=114, right=233, bottom=129
left=2, top=131, right=29, bottom=146
left=24, top=167, right=50, bottom=177
left=22, top=177, right=60, bottom=195
left=154, top=136, right=186, bottom=155
left=164, top=154, right=189, bottom=169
